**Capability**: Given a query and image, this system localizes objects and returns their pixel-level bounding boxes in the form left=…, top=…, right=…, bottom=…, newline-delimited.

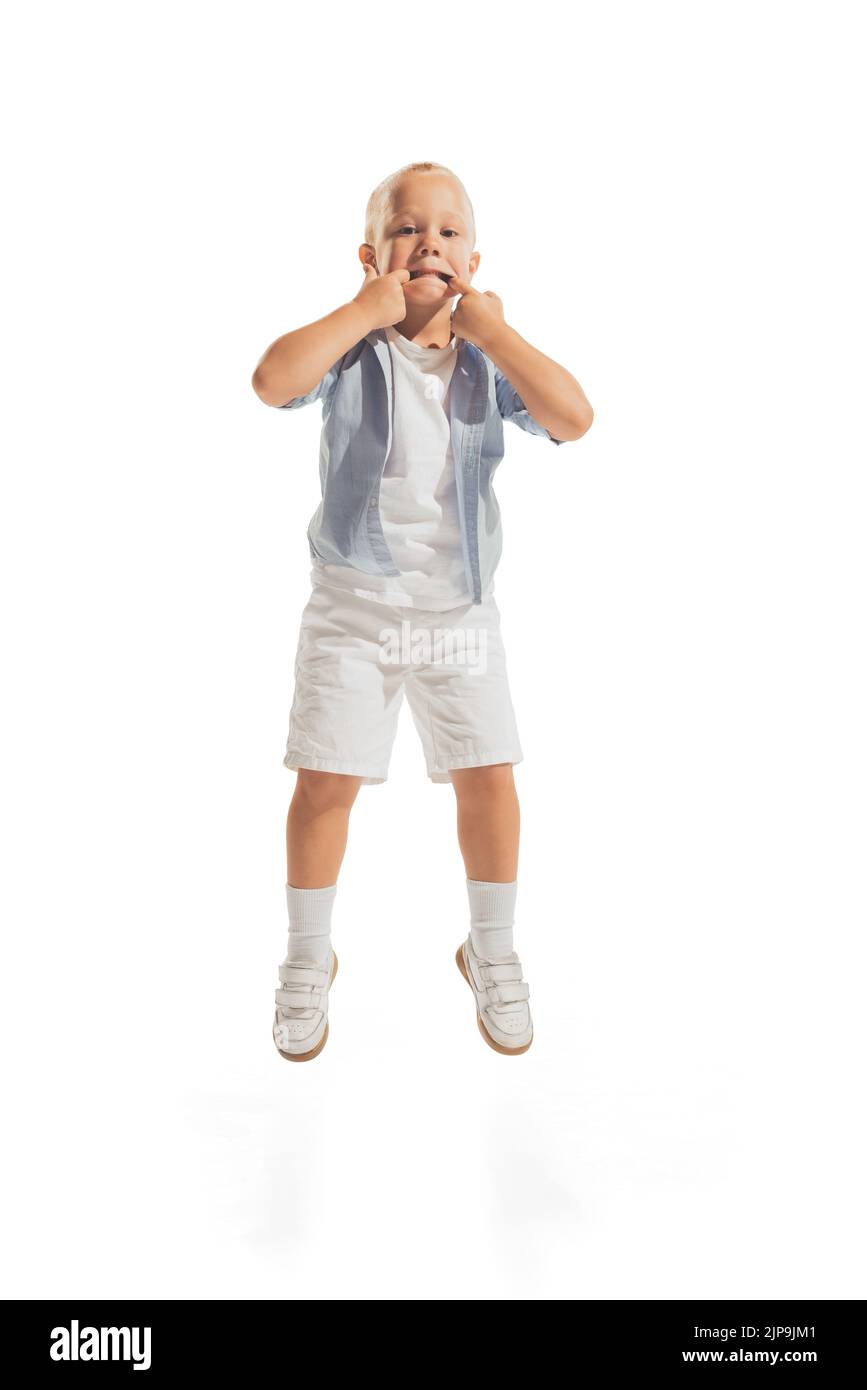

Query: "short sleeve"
left=494, top=366, right=565, bottom=445
left=274, top=354, right=345, bottom=410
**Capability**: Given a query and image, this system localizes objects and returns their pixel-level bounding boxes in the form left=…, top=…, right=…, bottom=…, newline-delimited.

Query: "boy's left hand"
left=448, top=275, right=506, bottom=352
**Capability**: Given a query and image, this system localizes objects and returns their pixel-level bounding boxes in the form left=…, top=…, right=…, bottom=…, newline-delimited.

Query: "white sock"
left=467, top=878, right=517, bottom=960
left=285, top=883, right=336, bottom=966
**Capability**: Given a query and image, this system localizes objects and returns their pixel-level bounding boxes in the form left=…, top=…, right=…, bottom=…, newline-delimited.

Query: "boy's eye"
left=397, top=226, right=459, bottom=237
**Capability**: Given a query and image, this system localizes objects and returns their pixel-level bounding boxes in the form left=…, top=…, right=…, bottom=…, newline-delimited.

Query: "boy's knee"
left=292, top=768, right=363, bottom=813
left=450, top=762, right=516, bottom=799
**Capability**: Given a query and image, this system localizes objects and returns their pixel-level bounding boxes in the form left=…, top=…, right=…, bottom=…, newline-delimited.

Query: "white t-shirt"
left=310, top=325, right=493, bottom=609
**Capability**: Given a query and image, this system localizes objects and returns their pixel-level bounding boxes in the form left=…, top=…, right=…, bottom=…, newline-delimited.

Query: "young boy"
left=252, top=161, right=593, bottom=1062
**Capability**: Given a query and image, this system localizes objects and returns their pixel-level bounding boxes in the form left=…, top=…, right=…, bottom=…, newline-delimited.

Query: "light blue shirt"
left=275, top=326, right=564, bottom=604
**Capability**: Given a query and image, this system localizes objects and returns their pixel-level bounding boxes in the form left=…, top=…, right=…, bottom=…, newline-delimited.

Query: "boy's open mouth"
left=408, top=268, right=453, bottom=282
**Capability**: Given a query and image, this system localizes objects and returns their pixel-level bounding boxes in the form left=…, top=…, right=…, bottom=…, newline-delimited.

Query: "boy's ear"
left=359, top=243, right=378, bottom=272
left=469, top=250, right=481, bottom=278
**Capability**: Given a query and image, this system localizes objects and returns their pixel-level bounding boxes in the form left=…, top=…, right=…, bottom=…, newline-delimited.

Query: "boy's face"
left=361, top=173, right=480, bottom=304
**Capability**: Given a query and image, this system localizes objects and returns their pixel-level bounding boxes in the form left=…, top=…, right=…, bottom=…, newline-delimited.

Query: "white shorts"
left=283, top=584, right=524, bottom=785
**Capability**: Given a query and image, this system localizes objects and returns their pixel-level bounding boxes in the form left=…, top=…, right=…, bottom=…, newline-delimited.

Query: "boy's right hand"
left=352, top=262, right=411, bottom=330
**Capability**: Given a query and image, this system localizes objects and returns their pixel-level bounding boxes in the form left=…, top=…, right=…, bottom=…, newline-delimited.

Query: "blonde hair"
left=364, top=161, right=476, bottom=249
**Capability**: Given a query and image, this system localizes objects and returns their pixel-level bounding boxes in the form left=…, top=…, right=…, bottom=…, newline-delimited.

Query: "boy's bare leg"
left=286, top=769, right=364, bottom=887
left=449, top=763, right=520, bottom=881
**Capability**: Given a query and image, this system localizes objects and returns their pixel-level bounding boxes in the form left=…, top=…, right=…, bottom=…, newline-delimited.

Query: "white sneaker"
left=455, top=936, right=533, bottom=1054
left=272, top=948, right=338, bottom=1062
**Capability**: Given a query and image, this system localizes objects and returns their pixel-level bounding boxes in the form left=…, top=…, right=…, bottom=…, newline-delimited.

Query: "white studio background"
left=1, top=1, right=864, bottom=1300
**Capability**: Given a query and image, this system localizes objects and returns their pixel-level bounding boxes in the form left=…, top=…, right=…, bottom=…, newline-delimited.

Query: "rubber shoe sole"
left=455, top=942, right=533, bottom=1055
left=274, top=950, right=338, bottom=1063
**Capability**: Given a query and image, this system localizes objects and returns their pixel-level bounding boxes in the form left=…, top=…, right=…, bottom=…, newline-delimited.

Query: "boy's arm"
left=251, top=300, right=373, bottom=408
left=486, top=321, right=594, bottom=444
left=252, top=265, right=410, bottom=408
left=446, top=275, right=593, bottom=443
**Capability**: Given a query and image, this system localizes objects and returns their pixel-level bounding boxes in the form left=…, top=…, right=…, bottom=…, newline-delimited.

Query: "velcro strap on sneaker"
left=485, top=981, right=530, bottom=1006
left=275, top=987, right=325, bottom=1010
left=279, top=963, right=329, bottom=988
left=480, top=962, right=524, bottom=984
